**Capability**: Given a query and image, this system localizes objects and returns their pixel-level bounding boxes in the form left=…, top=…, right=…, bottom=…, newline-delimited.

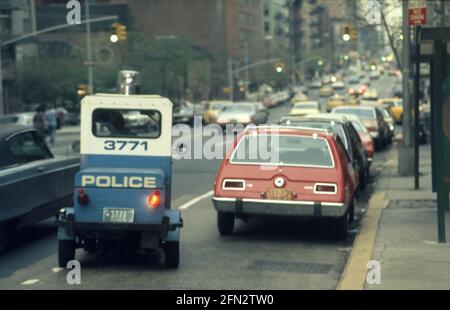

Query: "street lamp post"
left=85, top=0, right=94, bottom=94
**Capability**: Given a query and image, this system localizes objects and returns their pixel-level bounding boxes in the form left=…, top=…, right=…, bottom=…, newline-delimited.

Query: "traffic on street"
left=0, top=0, right=449, bottom=303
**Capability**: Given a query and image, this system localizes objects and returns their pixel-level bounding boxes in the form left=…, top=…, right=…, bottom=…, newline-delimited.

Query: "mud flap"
left=57, top=208, right=75, bottom=241
left=164, top=209, right=182, bottom=242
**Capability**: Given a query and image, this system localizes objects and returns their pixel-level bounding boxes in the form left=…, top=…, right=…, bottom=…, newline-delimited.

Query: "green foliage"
left=17, top=56, right=86, bottom=108
left=120, top=31, right=212, bottom=100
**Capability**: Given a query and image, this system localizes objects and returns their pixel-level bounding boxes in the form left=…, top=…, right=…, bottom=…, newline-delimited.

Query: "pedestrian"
left=45, top=105, right=58, bottom=145
left=33, top=106, right=46, bottom=140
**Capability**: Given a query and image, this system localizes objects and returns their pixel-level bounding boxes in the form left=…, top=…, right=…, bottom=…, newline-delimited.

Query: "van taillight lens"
left=222, top=180, right=245, bottom=190
left=148, top=190, right=161, bottom=208
left=77, top=188, right=89, bottom=205
left=314, top=184, right=337, bottom=194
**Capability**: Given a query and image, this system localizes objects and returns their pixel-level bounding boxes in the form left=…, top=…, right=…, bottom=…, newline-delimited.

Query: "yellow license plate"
left=266, top=188, right=293, bottom=201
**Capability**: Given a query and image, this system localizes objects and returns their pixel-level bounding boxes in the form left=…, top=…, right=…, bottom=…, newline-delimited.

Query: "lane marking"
left=52, top=267, right=64, bottom=273
left=337, top=191, right=388, bottom=290
left=178, top=190, right=214, bottom=210
left=21, top=279, right=40, bottom=285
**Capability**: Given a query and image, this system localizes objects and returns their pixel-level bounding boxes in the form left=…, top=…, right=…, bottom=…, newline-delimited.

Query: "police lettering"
left=81, top=175, right=156, bottom=189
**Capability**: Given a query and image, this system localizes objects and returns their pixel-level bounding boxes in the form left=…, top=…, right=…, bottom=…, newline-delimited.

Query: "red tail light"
left=77, top=188, right=89, bottom=205
left=148, top=190, right=161, bottom=208
left=314, top=183, right=337, bottom=194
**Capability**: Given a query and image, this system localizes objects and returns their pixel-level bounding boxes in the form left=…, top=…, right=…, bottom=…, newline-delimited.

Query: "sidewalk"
left=339, top=144, right=450, bottom=290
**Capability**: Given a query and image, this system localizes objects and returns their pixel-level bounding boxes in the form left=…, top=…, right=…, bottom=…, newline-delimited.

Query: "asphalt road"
left=0, top=73, right=398, bottom=290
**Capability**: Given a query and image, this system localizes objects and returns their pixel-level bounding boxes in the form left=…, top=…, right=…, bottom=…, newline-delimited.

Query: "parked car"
left=310, top=80, right=322, bottom=89
left=0, top=125, right=79, bottom=251
left=284, top=114, right=370, bottom=191
left=212, top=126, right=358, bottom=240
left=173, top=105, right=195, bottom=125
left=63, top=112, right=80, bottom=126
left=289, top=101, right=320, bottom=116
left=326, top=94, right=346, bottom=112
left=332, top=80, right=345, bottom=90
left=319, top=86, right=334, bottom=97
left=369, top=70, right=380, bottom=80
left=0, top=112, right=35, bottom=128
left=322, top=113, right=375, bottom=163
left=362, top=88, right=379, bottom=100
left=203, top=100, right=232, bottom=124
left=332, top=106, right=390, bottom=150
left=216, top=102, right=266, bottom=128
left=378, top=97, right=403, bottom=124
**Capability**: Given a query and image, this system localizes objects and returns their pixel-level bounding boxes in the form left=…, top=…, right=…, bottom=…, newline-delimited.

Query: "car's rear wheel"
left=217, top=212, right=235, bottom=236
left=164, top=241, right=180, bottom=269
left=58, top=240, right=75, bottom=267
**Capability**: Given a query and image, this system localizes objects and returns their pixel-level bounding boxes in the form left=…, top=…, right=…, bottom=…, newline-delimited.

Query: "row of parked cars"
left=210, top=87, right=400, bottom=239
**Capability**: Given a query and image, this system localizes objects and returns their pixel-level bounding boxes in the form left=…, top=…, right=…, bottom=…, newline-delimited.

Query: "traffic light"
left=77, top=84, right=90, bottom=96
left=342, top=24, right=357, bottom=41
left=343, top=25, right=351, bottom=42
left=275, top=62, right=284, bottom=73
left=110, top=23, right=127, bottom=43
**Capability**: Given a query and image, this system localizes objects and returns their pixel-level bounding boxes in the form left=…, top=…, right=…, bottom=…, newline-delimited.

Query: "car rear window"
left=230, top=134, right=334, bottom=168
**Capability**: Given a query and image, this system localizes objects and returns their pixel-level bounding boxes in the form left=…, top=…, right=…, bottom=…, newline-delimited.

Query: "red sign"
left=409, top=7, right=427, bottom=25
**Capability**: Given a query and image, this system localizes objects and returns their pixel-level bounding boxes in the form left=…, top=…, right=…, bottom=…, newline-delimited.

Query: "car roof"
left=305, top=113, right=357, bottom=122
left=334, top=105, right=375, bottom=111
left=0, top=124, right=33, bottom=141
left=243, top=125, right=333, bottom=139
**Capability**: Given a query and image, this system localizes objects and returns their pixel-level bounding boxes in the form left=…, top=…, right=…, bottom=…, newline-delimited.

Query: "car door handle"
left=37, top=166, right=46, bottom=173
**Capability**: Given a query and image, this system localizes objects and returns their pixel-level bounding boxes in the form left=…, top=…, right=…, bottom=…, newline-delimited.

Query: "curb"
left=336, top=191, right=389, bottom=290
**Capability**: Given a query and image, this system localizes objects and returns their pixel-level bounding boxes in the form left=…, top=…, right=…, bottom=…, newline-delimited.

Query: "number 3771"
left=104, top=140, right=148, bottom=151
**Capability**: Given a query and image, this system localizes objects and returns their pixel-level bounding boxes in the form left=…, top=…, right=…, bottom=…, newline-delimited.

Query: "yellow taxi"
left=378, top=98, right=403, bottom=124
left=326, top=94, right=346, bottom=112
left=203, top=100, right=232, bottom=124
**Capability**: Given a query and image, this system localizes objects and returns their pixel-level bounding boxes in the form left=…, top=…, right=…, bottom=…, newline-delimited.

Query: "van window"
left=92, top=109, right=161, bottom=139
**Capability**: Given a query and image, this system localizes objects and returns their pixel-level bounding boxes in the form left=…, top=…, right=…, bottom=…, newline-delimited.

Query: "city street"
left=0, top=75, right=397, bottom=290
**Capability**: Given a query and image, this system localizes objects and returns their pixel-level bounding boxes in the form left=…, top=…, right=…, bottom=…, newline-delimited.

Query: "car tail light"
left=77, top=188, right=89, bottom=205
left=314, top=183, right=337, bottom=194
left=147, top=190, right=161, bottom=208
left=222, top=179, right=245, bottom=190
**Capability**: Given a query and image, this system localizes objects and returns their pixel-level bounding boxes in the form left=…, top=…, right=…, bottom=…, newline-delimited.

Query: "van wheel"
left=164, top=241, right=180, bottom=269
left=58, top=240, right=75, bottom=267
left=217, top=212, right=235, bottom=236
left=335, top=212, right=349, bottom=241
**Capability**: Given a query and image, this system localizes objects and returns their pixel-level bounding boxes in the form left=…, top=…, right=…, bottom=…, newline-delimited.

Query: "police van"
left=57, top=72, right=182, bottom=268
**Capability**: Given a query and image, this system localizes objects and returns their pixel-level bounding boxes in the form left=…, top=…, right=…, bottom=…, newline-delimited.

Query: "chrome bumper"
left=212, top=197, right=347, bottom=218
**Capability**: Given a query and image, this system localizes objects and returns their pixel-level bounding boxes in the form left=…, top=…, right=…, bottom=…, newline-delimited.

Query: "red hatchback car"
left=212, top=126, right=358, bottom=240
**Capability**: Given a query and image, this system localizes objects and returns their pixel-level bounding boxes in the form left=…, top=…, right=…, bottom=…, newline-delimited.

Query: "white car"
left=0, top=112, right=35, bottom=128
left=332, top=80, right=345, bottom=90
left=289, top=101, right=320, bottom=116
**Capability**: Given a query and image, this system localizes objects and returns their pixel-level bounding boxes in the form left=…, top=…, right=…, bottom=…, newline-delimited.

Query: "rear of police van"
left=74, top=95, right=174, bottom=231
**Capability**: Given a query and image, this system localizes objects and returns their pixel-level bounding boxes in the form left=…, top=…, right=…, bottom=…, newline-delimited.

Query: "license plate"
left=265, top=188, right=293, bottom=201
left=102, top=208, right=135, bottom=224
